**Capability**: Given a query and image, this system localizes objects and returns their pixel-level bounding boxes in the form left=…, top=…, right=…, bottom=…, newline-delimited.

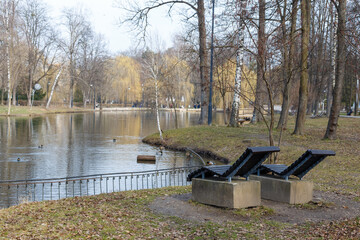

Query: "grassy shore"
left=144, top=116, right=360, bottom=196
left=0, top=116, right=360, bottom=239
left=0, top=105, right=94, bottom=116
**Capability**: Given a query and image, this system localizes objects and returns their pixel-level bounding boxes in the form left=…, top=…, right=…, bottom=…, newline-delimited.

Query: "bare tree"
left=119, top=0, right=209, bottom=124
left=20, top=0, right=56, bottom=107
left=229, top=0, right=248, bottom=127
left=249, top=0, right=265, bottom=124
left=142, top=49, right=165, bottom=141
left=46, top=67, right=62, bottom=109
left=324, top=0, right=347, bottom=139
left=293, top=0, right=310, bottom=135
left=277, top=0, right=299, bottom=130
left=0, top=0, right=18, bottom=115
left=61, top=7, right=89, bottom=108
left=213, top=50, right=234, bottom=125
left=326, top=4, right=337, bottom=116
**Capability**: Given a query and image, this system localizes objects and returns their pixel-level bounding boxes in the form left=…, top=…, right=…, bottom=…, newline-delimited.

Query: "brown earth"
left=149, top=191, right=360, bottom=224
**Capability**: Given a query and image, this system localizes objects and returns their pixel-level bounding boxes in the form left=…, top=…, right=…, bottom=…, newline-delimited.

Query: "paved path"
left=340, top=115, right=360, bottom=119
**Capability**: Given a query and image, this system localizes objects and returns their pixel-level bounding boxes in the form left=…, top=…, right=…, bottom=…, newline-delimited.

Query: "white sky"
left=46, top=0, right=183, bottom=54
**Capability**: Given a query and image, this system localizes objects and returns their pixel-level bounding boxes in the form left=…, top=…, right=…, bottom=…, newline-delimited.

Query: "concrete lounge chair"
left=257, top=149, right=336, bottom=180
left=187, top=146, right=280, bottom=182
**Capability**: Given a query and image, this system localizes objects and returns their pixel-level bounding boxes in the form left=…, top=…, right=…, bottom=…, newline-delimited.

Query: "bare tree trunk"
left=69, top=62, right=75, bottom=108
left=229, top=3, right=246, bottom=127
left=1, top=89, right=4, bottom=105
left=12, top=84, right=16, bottom=106
left=306, top=2, right=316, bottom=116
left=83, top=90, right=87, bottom=108
left=278, top=0, right=299, bottom=130
left=355, top=76, right=359, bottom=116
left=314, top=33, right=326, bottom=116
left=326, top=5, right=337, bottom=117
left=222, top=94, right=227, bottom=125
left=198, top=0, right=209, bottom=124
left=293, top=0, right=311, bottom=135
left=27, top=68, right=33, bottom=106
left=355, top=78, right=359, bottom=115
left=46, top=69, right=62, bottom=109
left=324, top=0, right=347, bottom=139
left=251, top=0, right=265, bottom=124
left=155, top=74, right=163, bottom=141
left=6, top=35, right=11, bottom=116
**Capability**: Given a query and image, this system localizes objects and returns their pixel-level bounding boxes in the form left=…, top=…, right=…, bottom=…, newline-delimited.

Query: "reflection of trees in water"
left=0, top=112, right=226, bottom=182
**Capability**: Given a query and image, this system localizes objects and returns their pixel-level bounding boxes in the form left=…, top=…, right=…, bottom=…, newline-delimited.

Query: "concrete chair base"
left=192, top=178, right=261, bottom=209
left=249, top=175, right=313, bottom=204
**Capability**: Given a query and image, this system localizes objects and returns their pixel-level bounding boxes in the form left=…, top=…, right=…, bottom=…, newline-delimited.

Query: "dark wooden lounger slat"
left=258, top=149, right=335, bottom=180
left=187, top=146, right=280, bottom=181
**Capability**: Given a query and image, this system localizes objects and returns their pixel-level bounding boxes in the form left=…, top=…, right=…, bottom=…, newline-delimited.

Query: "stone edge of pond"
left=142, top=138, right=230, bottom=164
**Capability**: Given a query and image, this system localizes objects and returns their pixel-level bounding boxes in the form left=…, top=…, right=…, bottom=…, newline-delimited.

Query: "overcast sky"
left=46, top=0, right=182, bottom=54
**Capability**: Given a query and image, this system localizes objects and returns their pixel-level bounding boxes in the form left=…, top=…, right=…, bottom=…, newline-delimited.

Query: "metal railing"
left=186, top=148, right=206, bottom=165
left=0, top=166, right=200, bottom=208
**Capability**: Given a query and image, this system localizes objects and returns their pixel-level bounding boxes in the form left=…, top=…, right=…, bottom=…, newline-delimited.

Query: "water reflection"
left=0, top=111, right=226, bottom=181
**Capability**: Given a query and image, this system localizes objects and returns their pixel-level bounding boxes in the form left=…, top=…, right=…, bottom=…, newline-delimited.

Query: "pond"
left=0, top=110, right=226, bottom=181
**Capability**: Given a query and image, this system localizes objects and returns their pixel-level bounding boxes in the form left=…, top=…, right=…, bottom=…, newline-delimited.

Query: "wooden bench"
left=237, top=117, right=250, bottom=126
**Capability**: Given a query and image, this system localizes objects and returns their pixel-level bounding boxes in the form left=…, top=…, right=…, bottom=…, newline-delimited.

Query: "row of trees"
left=1, top=0, right=359, bottom=141
left=0, top=0, right=247, bottom=116
left=120, top=0, right=360, bottom=140
left=0, top=0, right=110, bottom=112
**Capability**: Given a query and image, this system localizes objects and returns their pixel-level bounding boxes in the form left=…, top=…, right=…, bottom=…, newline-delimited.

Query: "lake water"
left=0, top=111, right=226, bottom=181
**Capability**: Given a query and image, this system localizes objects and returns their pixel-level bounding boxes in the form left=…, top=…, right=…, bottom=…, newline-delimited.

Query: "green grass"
left=0, top=187, right=298, bottom=239
left=0, top=186, right=320, bottom=239
left=0, top=105, right=93, bottom=116
left=145, top=116, right=360, bottom=196
left=293, top=201, right=335, bottom=210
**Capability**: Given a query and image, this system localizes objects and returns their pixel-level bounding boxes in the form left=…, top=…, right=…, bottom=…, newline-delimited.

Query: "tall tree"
left=324, top=0, right=347, bottom=139
left=277, top=0, right=299, bottom=130
left=229, top=0, right=248, bottom=127
left=326, top=4, right=337, bottom=116
left=293, top=0, right=310, bottom=135
left=20, top=0, right=55, bottom=106
left=119, top=0, right=209, bottom=124
left=0, top=0, right=18, bottom=115
left=61, top=7, right=88, bottom=108
left=251, top=0, right=265, bottom=124
left=142, top=49, right=164, bottom=141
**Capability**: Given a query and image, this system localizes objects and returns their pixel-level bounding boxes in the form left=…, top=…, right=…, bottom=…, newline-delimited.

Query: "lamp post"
left=31, top=84, right=42, bottom=110
left=208, top=0, right=216, bottom=125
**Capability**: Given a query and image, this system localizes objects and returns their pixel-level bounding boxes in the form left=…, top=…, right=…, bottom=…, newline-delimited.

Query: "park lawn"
left=0, top=105, right=93, bottom=116
left=0, top=186, right=358, bottom=239
left=144, top=116, right=360, bottom=196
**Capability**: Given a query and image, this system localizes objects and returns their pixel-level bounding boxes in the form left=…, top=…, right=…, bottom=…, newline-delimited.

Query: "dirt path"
left=149, top=191, right=360, bottom=224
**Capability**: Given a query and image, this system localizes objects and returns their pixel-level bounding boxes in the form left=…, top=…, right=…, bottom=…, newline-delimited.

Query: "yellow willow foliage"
left=158, top=54, right=194, bottom=108
left=111, top=56, right=142, bottom=104
left=213, top=59, right=256, bottom=109
left=241, top=66, right=256, bottom=108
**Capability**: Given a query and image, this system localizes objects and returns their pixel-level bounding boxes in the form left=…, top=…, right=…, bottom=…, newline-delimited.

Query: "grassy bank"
left=0, top=106, right=94, bottom=116
left=144, top=116, right=360, bottom=196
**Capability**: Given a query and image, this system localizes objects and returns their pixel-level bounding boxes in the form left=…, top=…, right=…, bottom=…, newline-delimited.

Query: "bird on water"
left=159, top=146, right=164, bottom=155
